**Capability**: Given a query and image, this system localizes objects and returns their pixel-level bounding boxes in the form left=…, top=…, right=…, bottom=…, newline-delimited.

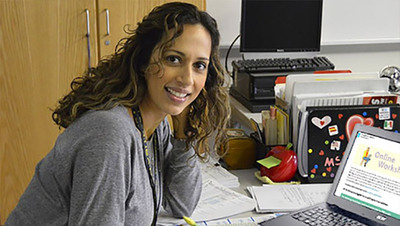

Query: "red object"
left=260, top=145, right=298, bottom=182
left=275, top=76, right=286, bottom=84
left=313, top=70, right=352, bottom=74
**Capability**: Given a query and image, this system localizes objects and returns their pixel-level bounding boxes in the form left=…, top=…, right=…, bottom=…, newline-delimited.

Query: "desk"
left=230, top=168, right=263, bottom=195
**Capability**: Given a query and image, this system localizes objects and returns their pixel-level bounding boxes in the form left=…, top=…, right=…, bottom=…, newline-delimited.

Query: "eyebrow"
left=166, top=49, right=210, bottom=61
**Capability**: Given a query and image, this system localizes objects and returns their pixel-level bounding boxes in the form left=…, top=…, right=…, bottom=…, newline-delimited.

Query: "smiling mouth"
left=166, top=87, right=189, bottom=98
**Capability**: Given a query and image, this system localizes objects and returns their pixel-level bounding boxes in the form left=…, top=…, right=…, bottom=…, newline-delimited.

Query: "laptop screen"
left=334, top=130, right=400, bottom=220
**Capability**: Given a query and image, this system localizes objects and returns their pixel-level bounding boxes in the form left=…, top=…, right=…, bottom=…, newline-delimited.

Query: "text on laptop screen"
left=334, top=131, right=400, bottom=220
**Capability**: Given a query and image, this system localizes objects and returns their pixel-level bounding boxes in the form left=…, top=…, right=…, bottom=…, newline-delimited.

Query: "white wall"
left=207, top=0, right=400, bottom=47
left=207, top=0, right=400, bottom=74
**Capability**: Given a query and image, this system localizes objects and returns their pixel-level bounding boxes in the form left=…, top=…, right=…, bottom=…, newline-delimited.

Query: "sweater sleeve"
left=162, top=132, right=202, bottom=217
left=67, top=113, right=132, bottom=226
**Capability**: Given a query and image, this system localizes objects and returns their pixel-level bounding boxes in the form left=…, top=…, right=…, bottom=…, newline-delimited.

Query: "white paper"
left=158, top=179, right=256, bottom=225
left=200, top=161, right=240, bottom=188
left=251, top=184, right=331, bottom=212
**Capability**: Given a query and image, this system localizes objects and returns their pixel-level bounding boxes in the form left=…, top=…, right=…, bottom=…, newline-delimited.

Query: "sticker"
left=379, top=107, right=391, bottom=120
left=384, top=120, right=393, bottom=130
left=345, top=114, right=374, bottom=140
left=311, top=116, right=331, bottom=129
left=328, top=125, right=338, bottom=136
left=308, top=149, right=313, bottom=154
left=330, top=140, right=341, bottom=151
left=363, top=96, right=398, bottom=105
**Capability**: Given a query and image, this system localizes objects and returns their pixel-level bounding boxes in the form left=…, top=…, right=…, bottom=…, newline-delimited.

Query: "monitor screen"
left=240, top=0, right=323, bottom=53
left=334, top=131, right=400, bottom=220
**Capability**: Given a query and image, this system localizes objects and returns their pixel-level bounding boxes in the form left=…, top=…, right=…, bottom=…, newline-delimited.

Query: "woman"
left=6, top=2, right=230, bottom=225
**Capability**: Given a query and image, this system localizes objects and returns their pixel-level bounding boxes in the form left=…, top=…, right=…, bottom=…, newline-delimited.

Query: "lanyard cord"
left=132, top=107, right=160, bottom=226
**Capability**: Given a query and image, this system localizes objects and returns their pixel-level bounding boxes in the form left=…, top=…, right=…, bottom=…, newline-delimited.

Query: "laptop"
left=261, top=124, right=400, bottom=226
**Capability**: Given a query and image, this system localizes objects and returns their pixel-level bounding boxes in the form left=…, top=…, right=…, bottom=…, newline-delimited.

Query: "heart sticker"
left=338, top=114, right=343, bottom=119
left=345, top=114, right=374, bottom=140
left=326, top=167, right=332, bottom=172
left=319, top=150, right=324, bottom=156
left=393, top=113, right=398, bottom=119
left=311, top=116, right=332, bottom=129
left=311, top=168, right=316, bottom=174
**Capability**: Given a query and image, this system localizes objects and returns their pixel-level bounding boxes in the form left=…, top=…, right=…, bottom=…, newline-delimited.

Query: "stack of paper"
left=248, top=184, right=331, bottom=213
left=199, top=160, right=240, bottom=188
left=158, top=179, right=256, bottom=225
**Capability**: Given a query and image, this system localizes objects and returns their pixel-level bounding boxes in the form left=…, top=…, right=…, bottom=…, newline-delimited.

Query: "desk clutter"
left=248, top=68, right=400, bottom=184
left=227, top=68, right=400, bottom=184
left=158, top=160, right=270, bottom=225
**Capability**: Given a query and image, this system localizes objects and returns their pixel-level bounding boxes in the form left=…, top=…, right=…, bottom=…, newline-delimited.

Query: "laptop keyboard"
left=291, top=206, right=367, bottom=226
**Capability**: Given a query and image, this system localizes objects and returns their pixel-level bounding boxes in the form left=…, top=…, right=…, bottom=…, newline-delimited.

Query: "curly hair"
left=52, top=2, right=230, bottom=159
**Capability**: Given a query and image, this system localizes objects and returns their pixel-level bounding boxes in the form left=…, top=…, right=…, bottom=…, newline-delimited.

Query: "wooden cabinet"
left=0, top=0, right=205, bottom=223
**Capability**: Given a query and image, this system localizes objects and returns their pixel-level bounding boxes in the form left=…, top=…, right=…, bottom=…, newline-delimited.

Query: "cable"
left=224, top=34, right=240, bottom=76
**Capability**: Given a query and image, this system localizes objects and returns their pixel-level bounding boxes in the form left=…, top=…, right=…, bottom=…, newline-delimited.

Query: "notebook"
left=260, top=124, right=400, bottom=225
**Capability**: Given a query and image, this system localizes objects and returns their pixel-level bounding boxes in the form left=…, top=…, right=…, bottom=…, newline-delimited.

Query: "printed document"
left=249, top=184, right=331, bottom=212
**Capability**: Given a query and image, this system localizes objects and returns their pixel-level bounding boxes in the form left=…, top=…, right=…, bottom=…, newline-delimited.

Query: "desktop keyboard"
left=232, top=56, right=335, bottom=73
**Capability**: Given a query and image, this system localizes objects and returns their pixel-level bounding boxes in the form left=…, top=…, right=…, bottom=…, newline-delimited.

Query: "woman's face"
left=143, top=24, right=211, bottom=116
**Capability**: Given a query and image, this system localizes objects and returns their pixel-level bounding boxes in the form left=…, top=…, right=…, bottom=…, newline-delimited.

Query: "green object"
left=257, top=156, right=281, bottom=169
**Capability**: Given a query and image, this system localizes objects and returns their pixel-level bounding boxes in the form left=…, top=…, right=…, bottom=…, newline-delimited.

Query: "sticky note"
left=257, top=156, right=281, bottom=169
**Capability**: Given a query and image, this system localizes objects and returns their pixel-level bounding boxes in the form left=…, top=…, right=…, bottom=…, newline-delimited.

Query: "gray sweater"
left=5, top=106, right=202, bottom=226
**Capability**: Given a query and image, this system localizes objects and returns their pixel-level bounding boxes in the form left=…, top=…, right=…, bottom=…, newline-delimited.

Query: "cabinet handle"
left=105, top=8, right=110, bottom=36
left=85, top=9, right=91, bottom=69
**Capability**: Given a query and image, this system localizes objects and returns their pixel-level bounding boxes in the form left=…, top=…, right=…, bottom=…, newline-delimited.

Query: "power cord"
left=224, top=34, right=240, bottom=77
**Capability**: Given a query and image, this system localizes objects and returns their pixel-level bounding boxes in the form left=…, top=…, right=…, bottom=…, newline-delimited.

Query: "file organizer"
left=298, top=104, right=400, bottom=183
left=289, top=78, right=390, bottom=155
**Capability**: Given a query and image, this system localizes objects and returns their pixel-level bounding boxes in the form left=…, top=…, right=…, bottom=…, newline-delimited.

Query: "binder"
left=297, top=104, right=400, bottom=183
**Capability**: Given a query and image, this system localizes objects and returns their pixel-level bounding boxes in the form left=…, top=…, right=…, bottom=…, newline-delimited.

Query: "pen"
left=183, top=216, right=198, bottom=226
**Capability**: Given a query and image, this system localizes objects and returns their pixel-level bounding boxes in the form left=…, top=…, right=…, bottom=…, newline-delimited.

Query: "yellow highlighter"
left=183, top=216, right=198, bottom=226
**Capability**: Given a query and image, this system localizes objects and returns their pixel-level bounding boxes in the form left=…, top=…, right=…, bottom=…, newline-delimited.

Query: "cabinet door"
left=96, top=0, right=206, bottom=58
left=0, top=0, right=97, bottom=223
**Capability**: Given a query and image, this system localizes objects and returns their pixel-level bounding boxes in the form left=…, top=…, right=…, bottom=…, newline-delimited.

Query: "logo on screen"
left=360, top=147, right=372, bottom=167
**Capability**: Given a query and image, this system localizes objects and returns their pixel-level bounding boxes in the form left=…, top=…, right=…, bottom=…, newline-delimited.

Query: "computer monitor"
left=240, top=0, right=323, bottom=53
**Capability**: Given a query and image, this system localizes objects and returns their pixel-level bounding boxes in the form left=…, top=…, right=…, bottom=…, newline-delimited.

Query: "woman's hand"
left=171, top=106, right=190, bottom=139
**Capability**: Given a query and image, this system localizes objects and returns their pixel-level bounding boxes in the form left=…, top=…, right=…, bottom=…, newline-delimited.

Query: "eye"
left=194, top=62, right=207, bottom=71
left=165, top=55, right=181, bottom=64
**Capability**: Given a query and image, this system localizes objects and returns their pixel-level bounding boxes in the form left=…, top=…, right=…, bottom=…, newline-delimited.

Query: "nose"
left=176, top=64, right=194, bottom=86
